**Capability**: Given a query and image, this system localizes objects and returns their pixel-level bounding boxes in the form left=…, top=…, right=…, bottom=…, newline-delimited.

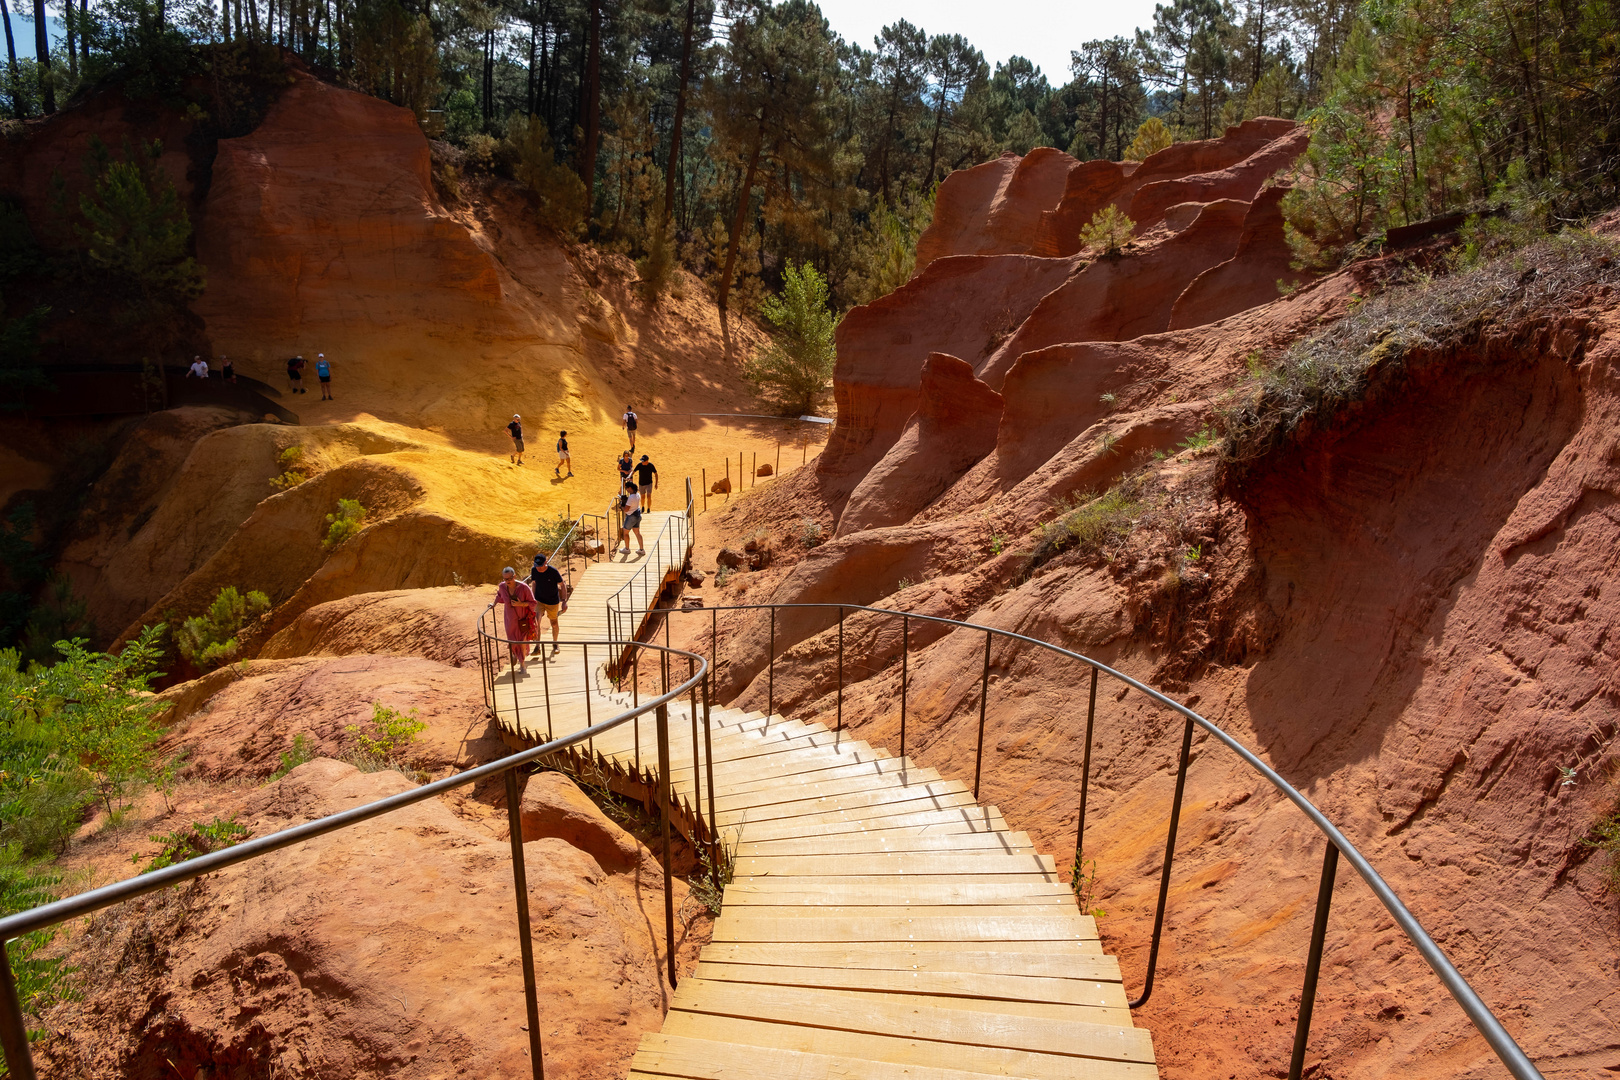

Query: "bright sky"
left=814, top=0, right=1165, bottom=83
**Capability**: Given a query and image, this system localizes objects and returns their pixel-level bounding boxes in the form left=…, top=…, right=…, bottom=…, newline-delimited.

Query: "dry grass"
left=1221, top=229, right=1620, bottom=473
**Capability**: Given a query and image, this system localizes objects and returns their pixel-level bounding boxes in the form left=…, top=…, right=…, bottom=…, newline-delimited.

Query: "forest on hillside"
left=4, top=0, right=1617, bottom=310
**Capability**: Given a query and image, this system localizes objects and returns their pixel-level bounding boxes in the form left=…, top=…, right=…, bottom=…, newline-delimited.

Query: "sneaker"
left=510, top=454, right=515, bottom=463
left=554, top=468, right=560, bottom=477
left=637, top=549, right=645, bottom=556
left=550, top=645, right=560, bottom=658
left=566, top=472, right=573, bottom=477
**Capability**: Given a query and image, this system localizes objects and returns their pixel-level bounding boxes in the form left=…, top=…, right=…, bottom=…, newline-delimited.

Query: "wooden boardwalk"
left=489, top=519, right=1158, bottom=1080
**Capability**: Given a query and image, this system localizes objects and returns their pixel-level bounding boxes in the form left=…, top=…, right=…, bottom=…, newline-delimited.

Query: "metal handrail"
left=608, top=600, right=1546, bottom=1080
left=0, top=641, right=709, bottom=1080
left=601, top=482, right=696, bottom=668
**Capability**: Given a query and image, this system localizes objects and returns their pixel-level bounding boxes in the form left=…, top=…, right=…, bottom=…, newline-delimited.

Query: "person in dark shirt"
left=555, top=431, right=572, bottom=478
left=286, top=355, right=306, bottom=394
left=220, top=356, right=236, bottom=384
left=507, top=414, right=525, bottom=465
left=634, top=454, right=658, bottom=511
left=617, top=449, right=634, bottom=486
left=526, top=551, right=569, bottom=658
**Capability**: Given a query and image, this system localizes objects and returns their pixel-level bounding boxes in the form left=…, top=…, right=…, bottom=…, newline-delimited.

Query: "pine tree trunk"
left=31, top=0, right=54, bottom=113
left=2, top=9, right=20, bottom=118
left=247, top=0, right=260, bottom=43
left=527, top=21, right=537, bottom=115
left=662, top=0, right=696, bottom=224
left=718, top=122, right=764, bottom=312
left=578, top=0, right=602, bottom=205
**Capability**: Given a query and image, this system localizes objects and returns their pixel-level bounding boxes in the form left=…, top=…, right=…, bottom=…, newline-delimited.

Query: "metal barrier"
left=602, top=479, right=695, bottom=668
left=600, top=600, right=1546, bottom=1080
left=0, top=642, right=709, bottom=1080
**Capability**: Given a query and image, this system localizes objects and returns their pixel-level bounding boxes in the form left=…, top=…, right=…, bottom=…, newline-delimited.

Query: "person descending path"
left=617, top=448, right=634, bottom=487
left=187, top=355, right=209, bottom=379
left=555, top=431, right=572, bottom=478
left=507, top=414, right=525, bottom=465
left=287, top=355, right=307, bottom=394
left=622, top=404, right=638, bottom=450
left=634, top=453, right=658, bottom=512
left=220, top=355, right=235, bottom=384
left=525, top=551, right=569, bottom=657
left=315, top=353, right=333, bottom=400
left=613, top=481, right=644, bottom=557
left=493, top=567, right=537, bottom=673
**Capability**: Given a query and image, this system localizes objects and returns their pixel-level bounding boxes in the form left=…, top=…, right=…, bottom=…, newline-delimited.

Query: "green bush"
left=1028, top=486, right=1142, bottom=573
left=1583, top=804, right=1620, bottom=894
left=269, top=445, right=308, bottom=491
left=323, top=499, right=367, bottom=550
left=535, top=511, right=575, bottom=556
left=269, top=733, right=315, bottom=781
left=635, top=222, right=677, bottom=303
left=1123, top=117, right=1172, bottom=161
left=1079, top=206, right=1135, bottom=258
left=744, top=262, right=840, bottom=414
left=174, top=586, right=270, bottom=671
left=505, top=114, right=588, bottom=238
left=346, top=703, right=426, bottom=769
left=0, top=851, right=72, bottom=1039
left=133, top=816, right=250, bottom=874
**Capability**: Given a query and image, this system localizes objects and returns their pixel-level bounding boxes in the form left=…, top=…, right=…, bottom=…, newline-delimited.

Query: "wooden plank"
left=735, top=833, right=1035, bottom=857
left=732, top=852, right=1057, bottom=878
left=718, top=785, right=976, bottom=827
left=730, top=806, right=1012, bottom=845
left=723, top=880, right=1073, bottom=905
left=710, top=913, right=1098, bottom=944
left=656, top=1016, right=1156, bottom=1080
left=630, top=1033, right=1153, bottom=1080
left=696, top=943, right=1122, bottom=981
left=712, top=770, right=948, bottom=812
left=667, top=980, right=1154, bottom=1064
left=692, top=962, right=1130, bottom=1010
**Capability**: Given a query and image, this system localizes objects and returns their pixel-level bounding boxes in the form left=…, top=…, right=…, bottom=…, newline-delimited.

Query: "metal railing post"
left=768, top=606, right=776, bottom=721
left=655, top=702, right=678, bottom=989
left=703, top=670, right=718, bottom=884
left=689, top=656, right=704, bottom=843
left=974, top=629, right=991, bottom=799
left=1074, top=665, right=1099, bottom=871
left=503, top=767, right=546, bottom=1080
left=711, top=607, right=717, bottom=699
left=0, top=943, right=38, bottom=1080
left=900, top=615, right=908, bottom=761
left=1130, top=715, right=1196, bottom=1009
left=582, top=643, right=592, bottom=756
left=540, top=644, right=553, bottom=742
left=836, top=606, right=845, bottom=733
left=1288, top=841, right=1341, bottom=1080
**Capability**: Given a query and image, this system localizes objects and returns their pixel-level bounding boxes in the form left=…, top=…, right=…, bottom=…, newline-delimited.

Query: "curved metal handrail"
left=0, top=641, right=709, bottom=1080
left=601, top=480, right=696, bottom=666
left=610, top=599, right=1545, bottom=1080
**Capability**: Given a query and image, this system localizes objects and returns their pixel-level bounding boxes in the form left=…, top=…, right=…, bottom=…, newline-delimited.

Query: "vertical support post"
left=655, top=702, right=678, bottom=989
left=633, top=645, right=641, bottom=771
left=1073, top=665, right=1100, bottom=869
left=703, top=467, right=707, bottom=512
left=1288, top=842, right=1341, bottom=1080
left=711, top=607, right=718, bottom=698
left=703, top=669, right=718, bottom=884
left=752, top=450, right=756, bottom=486
left=900, top=615, right=908, bottom=761
left=582, top=643, right=592, bottom=756
left=541, top=642, right=553, bottom=742
left=768, top=607, right=776, bottom=724
left=503, top=767, right=546, bottom=1080
left=0, top=944, right=36, bottom=1080
left=1130, top=715, right=1196, bottom=1009
left=689, top=656, right=703, bottom=842
left=836, top=607, right=845, bottom=735
left=776, top=443, right=780, bottom=476
left=973, top=629, right=991, bottom=800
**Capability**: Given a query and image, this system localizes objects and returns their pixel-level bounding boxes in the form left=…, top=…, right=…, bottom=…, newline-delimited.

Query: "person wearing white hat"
left=507, top=414, right=525, bottom=465
left=315, top=353, right=333, bottom=400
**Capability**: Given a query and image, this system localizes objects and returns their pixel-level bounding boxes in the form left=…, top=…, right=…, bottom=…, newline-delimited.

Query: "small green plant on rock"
left=1070, top=852, right=1106, bottom=917
left=535, top=511, right=574, bottom=556
left=323, top=499, right=367, bottom=549
left=1178, top=429, right=1215, bottom=454
left=688, top=834, right=739, bottom=915
left=134, top=816, right=250, bottom=873
left=1080, top=205, right=1135, bottom=258
left=346, top=703, right=426, bottom=772
left=1582, top=803, right=1620, bottom=893
left=175, top=586, right=270, bottom=671
left=269, top=733, right=315, bottom=781
left=799, top=517, right=823, bottom=549
left=269, top=445, right=308, bottom=491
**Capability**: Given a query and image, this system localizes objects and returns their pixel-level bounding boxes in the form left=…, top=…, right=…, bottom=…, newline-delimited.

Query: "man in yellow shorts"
left=526, top=550, right=570, bottom=658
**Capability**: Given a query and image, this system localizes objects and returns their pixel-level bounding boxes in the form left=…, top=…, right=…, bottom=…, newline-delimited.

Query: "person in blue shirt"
left=315, top=353, right=333, bottom=400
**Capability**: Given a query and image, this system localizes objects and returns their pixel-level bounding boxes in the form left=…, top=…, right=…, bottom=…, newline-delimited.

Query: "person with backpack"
left=634, top=454, right=659, bottom=512
left=315, top=353, right=333, bottom=400
left=622, top=405, right=638, bottom=450
left=526, top=551, right=569, bottom=658
left=555, top=431, right=572, bottom=478
left=612, top=481, right=643, bottom=557
left=507, top=414, right=525, bottom=465
left=494, top=566, right=538, bottom=674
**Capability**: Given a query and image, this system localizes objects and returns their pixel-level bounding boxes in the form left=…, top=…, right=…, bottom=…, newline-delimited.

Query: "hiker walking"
left=219, top=355, right=236, bottom=384
left=287, top=355, right=307, bottom=394
left=634, top=454, right=659, bottom=512
left=613, top=481, right=644, bottom=557
left=507, top=414, right=525, bottom=465
left=622, top=405, right=638, bottom=450
left=617, top=449, right=634, bottom=487
left=555, top=431, right=572, bottom=478
left=187, top=355, right=209, bottom=378
left=315, top=353, right=333, bottom=400
left=526, top=551, right=569, bottom=658
left=494, top=566, right=538, bottom=674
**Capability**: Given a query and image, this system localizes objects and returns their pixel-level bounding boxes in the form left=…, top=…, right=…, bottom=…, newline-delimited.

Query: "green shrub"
left=535, top=511, right=575, bottom=556
left=346, top=703, right=426, bottom=770
left=133, top=816, right=249, bottom=873
left=744, top=262, right=840, bottom=414
left=269, top=733, right=315, bottom=781
left=1027, top=486, right=1142, bottom=575
left=1583, top=804, right=1620, bottom=894
left=505, top=114, right=588, bottom=238
left=269, top=445, right=308, bottom=491
left=799, top=517, right=824, bottom=549
left=323, top=499, right=367, bottom=550
left=1079, top=205, right=1135, bottom=258
left=636, top=222, right=678, bottom=303
left=1123, top=117, right=1172, bottom=162
left=174, top=586, right=270, bottom=671
left=0, top=851, right=72, bottom=1038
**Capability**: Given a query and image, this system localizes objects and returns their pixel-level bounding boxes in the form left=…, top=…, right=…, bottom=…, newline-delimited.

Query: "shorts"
left=624, top=510, right=642, bottom=530
left=319, top=375, right=330, bottom=383
left=288, top=370, right=302, bottom=382
left=512, top=438, right=525, bottom=451
left=538, top=602, right=560, bottom=620
left=638, top=483, right=652, bottom=501
left=557, top=450, right=569, bottom=461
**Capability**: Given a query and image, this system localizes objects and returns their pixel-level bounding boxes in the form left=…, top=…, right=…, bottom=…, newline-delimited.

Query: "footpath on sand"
left=484, top=507, right=1160, bottom=1080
